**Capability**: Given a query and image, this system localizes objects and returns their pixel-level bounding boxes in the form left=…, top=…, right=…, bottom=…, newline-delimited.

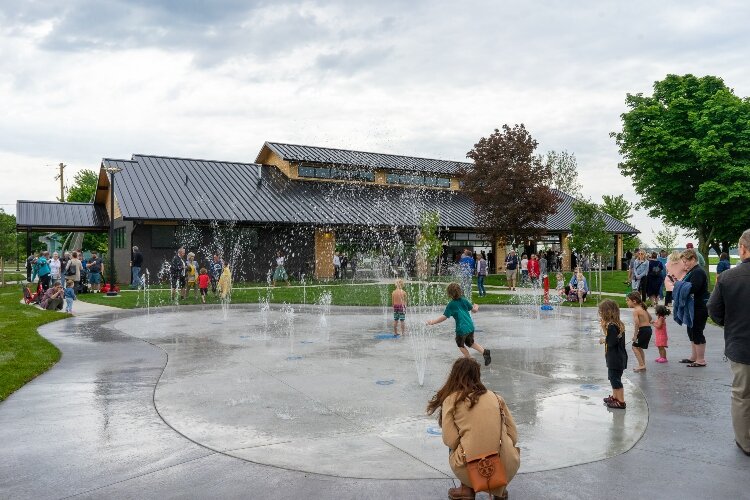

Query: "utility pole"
left=54, top=163, right=66, bottom=202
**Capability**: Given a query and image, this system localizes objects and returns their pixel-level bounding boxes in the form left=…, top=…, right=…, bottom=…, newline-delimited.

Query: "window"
left=297, top=164, right=375, bottom=182
left=114, top=227, right=126, bottom=249
left=385, top=173, right=452, bottom=188
left=152, top=225, right=176, bottom=248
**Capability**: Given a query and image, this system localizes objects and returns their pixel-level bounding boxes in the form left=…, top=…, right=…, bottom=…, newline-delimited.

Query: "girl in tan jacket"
left=427, top=358, right=521, bottom=499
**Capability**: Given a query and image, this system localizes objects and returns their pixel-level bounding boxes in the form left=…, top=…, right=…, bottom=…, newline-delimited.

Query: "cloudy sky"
left=2, top=0, right=748, bottom=244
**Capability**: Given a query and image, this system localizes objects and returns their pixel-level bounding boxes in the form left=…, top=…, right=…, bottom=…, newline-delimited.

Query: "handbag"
left=465, top=394, right=509, bottom=492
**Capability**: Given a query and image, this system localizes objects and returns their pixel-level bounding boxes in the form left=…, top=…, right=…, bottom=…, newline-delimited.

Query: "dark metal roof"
left=261, top=141, right=470, bottom=175
left=110, top=154, right=637, bottom=234
left=16, top=201, right=109, bottom=232
left=115, top=155, right=474, bottom=227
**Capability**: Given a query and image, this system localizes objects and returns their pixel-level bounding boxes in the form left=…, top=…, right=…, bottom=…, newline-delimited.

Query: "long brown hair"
left=626, top=291, right=648, bottom=311
left=426, top=358, right=487, bottom=423
left=598, top=299, right=625, bottom=336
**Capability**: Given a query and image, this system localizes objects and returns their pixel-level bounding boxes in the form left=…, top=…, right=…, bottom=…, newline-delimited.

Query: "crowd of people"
left=23, top=248, right=102, bottom=314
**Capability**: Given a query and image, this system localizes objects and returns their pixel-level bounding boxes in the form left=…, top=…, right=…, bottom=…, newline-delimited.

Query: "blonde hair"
left=680, top=248, right=698, bottom=261
left=447, top=282, right=463, bottom=300
left=598, top=299, right=625, bottom=336
left=395, top=278, right=404, bottom=289
left=668, top=250, right=681, bottom=263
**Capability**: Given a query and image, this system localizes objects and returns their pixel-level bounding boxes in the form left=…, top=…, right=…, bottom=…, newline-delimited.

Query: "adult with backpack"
left=646, top=251, right=666, bottom=306
left=64, top=251, right=83, bottom=293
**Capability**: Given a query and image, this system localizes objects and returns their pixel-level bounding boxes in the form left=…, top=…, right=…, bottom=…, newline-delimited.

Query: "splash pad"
left=110, top=303, right=647, bottom=479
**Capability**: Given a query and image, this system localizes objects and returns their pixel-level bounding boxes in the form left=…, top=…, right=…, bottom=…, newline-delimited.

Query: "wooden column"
left=494, top=237, right=506, bottom=273
left=561, top=233, right=572, bottom=271
left=616, top=234, right=623, bottom=271
left=314, top=228, right=335, bottom=279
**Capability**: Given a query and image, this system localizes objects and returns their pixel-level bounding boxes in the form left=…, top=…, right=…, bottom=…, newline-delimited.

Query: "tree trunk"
left=696, top=227, right=712, bottom=281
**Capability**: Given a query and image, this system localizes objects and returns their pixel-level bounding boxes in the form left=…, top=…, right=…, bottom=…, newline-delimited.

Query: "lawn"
left=0, top=285, right=64, bottom=401
left=79, top=280, right=621, bottom=309
left=1, top=272, right=26, bottom=283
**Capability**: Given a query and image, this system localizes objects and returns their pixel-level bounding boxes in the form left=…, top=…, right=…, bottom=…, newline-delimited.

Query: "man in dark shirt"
left=86, top=252, right=104, bottom=293
left=130, top=246, right=144, bottom=289
left=708, top=228, right=750, bottom=456
left=210, top=254, right=224, bottom=294
left=505, top=250, right=519, bottom=291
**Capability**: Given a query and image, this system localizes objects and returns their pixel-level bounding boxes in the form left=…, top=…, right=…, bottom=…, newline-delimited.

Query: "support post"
left=314, top=228, right=335, bottom=279
left=561, top=233, right=571, bottom=272
left=615, top=234, right=623, bottom=271
left=494, top=237, right=506, bottom=275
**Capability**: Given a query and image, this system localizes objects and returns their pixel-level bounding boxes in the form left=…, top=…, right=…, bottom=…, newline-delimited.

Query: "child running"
left=426, top=282, right=491, bottom=365
left=599, top=299, right=628, bottom=409
left=64, top=280, right=76, bottom=314
left=653, top=305, right=670, bottom=363
left=626, top=291, right=652, bottom=372
left=392, top=279, right=407, bottom=336
left=197, top=268, right=210, bottom=304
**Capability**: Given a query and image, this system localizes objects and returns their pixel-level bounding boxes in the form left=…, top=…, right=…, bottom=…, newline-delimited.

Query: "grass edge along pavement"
left=0, top=285, right=64, bottom=401
left=79, top=279, right=628, bottom=309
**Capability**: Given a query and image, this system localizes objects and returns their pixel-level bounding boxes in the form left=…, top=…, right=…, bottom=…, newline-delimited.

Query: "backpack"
left=650, top=261, right=664, bottom=276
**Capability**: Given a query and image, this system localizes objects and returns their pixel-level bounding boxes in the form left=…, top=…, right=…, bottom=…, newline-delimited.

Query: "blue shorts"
left=88, top=272, right=101, bottom=284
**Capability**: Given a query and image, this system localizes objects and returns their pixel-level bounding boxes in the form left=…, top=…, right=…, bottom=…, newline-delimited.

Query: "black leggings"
left=687, top=306, right=708, bottom=345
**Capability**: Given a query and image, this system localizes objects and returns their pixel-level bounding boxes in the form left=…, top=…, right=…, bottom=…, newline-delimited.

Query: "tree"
left=570, top=199, right=612, bottom=299
left=463, top=125, right=560, bottom=250
left=653, top=226, right=679, bottom=252
left=66, top=169, right=108, bottom=253
left=612, top=74, right=750, bottom=273
left=0, top=209, right=19, bottom=261
left=600, top=194, right=639, bottom=252
left=544, top=150, right=582, bottom=197
left=415, top=211, right=442, bottom=278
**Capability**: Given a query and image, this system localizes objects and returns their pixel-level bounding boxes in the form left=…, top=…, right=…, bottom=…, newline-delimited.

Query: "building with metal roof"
left=16, top=142, right=638, bottom=282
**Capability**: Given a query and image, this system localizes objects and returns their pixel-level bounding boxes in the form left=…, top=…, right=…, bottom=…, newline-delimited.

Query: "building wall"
left=131, top=223, right=316, bottom=283
left=113, top=219, right=133, bottom=285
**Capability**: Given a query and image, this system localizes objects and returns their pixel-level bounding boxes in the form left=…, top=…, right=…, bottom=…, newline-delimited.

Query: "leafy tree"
left=600, top=194, right=639, bottom=252
left=66, top=168, right=108, bottom=253
left=612, top=74, right=750, bottom=272
left=415, top=211, right=443, bottom=277
left=66, top=169, right=99, bottom=203
left=570, top=199, right=612, bottom=298
left=653, top=226, right=679, bottom=252
left=463, top=125, right=560, bottom=251
left=544, top=150, right=582, bottom=197
left=0, top=209, right=19, bottom=261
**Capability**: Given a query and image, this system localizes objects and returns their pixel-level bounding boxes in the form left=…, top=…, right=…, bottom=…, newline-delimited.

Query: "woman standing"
left=664, top=250, right=684, bottom=309
left=716, top=252, right=731, bottom=281
left=49, top=252, right=62, bottom=283
left=631, top=250, right=649, bottom=302
left=272, top=250, right=290, bottom=287
left=185, top=252, right=199, bottom=299
left=679, top=248, right=710, bottom=367
left=65, top=251, right=83, bottom=293
left=476, top=254, right=488, bottom=297
left=426, top=358, right=520, bottom=500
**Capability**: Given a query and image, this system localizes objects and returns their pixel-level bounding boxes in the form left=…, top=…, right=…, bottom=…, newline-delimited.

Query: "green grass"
left=0, top=285, right=64, bottom=401
left=1, top=272, right=25, bottom=282
left=80, top=280, right=622, bottom=310
left=708, top=256, right=740, bottom=265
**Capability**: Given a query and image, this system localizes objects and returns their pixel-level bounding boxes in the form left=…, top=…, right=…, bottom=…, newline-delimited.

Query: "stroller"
left=23, top=283, right=44, bottom=305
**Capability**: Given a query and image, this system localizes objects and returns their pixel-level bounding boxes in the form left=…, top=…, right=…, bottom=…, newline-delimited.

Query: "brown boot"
left=448, top=484, right=475, bottom=499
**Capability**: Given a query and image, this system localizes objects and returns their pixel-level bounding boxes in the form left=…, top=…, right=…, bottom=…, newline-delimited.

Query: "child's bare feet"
left=633, top=366, right=646, bottom=372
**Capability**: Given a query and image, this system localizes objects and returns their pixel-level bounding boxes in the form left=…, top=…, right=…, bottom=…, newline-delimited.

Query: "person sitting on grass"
left=426, top=282, right=491, bottom=366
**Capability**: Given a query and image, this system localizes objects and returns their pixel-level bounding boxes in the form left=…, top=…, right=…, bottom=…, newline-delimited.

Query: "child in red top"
left=528, top=255, right=541, bottom=286
left=197, top=268, right=210, bottom=303
left=652, top=305, right=670, bottom=363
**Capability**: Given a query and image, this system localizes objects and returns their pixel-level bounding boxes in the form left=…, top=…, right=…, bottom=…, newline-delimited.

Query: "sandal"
left=679, top=359, right=695, bottom=363
left=686, top=362, right=706, bottom=368
left=605, top=398, right=626, bottom=409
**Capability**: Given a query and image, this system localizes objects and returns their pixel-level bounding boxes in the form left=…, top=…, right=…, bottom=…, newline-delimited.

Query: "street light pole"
left=103, top=165, right=122, bottom=296
left=15, top=232, right=19, bottom=271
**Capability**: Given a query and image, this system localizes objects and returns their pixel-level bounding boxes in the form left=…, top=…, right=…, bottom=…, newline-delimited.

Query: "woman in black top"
left=681, top=249, right=709, bottom=367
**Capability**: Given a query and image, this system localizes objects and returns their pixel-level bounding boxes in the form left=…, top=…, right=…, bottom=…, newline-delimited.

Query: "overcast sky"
left=2, top=0, right=748, bottom=245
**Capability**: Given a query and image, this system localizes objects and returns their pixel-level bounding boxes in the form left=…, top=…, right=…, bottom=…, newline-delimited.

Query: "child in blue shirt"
left=64, top=280, right=77, bottom=313
left=426, top=282, right=491, bottom=365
